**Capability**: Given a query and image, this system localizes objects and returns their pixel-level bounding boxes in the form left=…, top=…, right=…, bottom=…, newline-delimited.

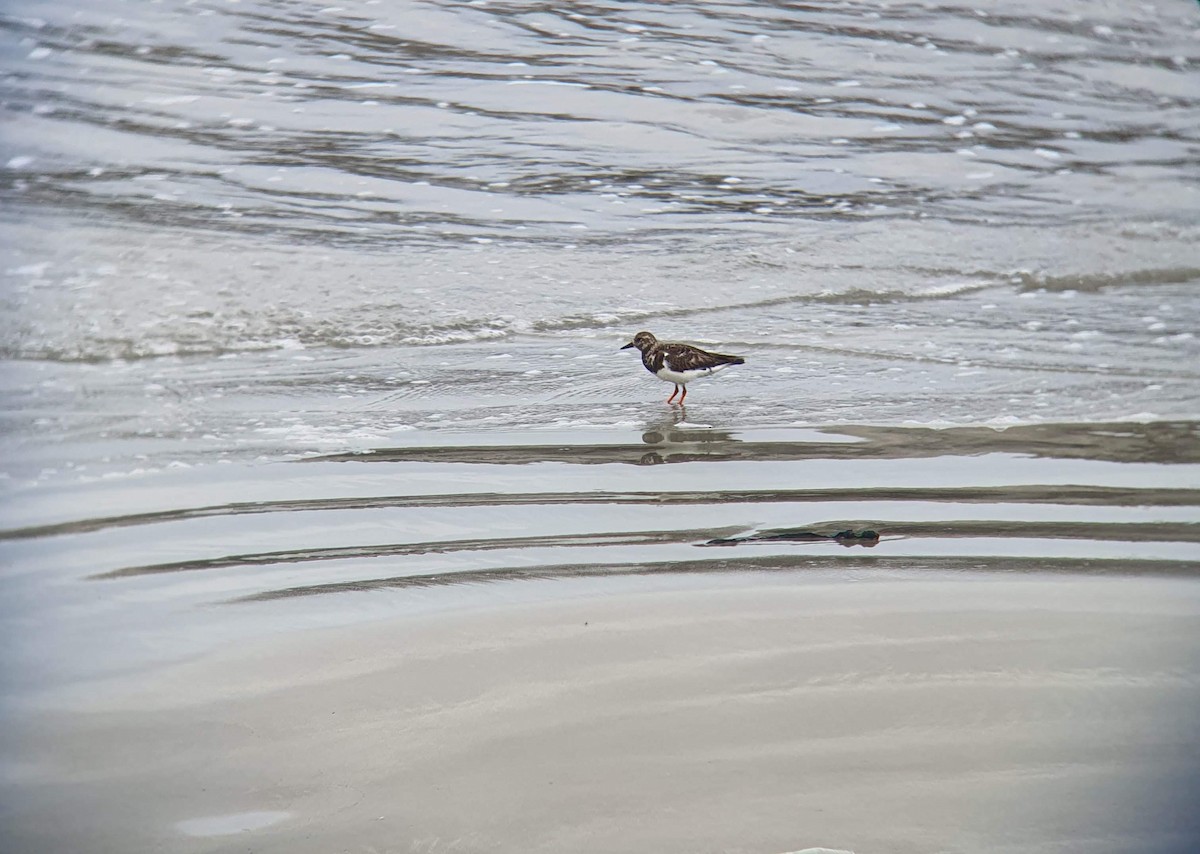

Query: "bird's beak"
left=620, top=341, right=634, bottom=350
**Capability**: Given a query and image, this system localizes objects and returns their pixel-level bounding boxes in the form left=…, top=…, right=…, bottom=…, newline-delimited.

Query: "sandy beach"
left=4, top=571, right=1199, bottom=854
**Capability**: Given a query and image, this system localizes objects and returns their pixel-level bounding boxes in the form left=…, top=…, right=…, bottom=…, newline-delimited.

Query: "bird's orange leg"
left=666, top=384, right=679, bottom=404
left=678, top=385, right=688, bottom=404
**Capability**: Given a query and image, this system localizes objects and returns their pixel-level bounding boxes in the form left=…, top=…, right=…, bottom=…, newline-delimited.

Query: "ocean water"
left=2, top=1, right=1199, bottom=851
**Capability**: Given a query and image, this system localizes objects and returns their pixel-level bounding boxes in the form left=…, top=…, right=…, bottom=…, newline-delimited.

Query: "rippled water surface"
left=3, top=0, right=1199, bottom=361
left=2, top=1, right=1200, bottom=852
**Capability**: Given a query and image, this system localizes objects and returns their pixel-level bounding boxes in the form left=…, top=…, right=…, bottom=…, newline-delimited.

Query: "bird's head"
left=620, top=331, right=657, bottom=352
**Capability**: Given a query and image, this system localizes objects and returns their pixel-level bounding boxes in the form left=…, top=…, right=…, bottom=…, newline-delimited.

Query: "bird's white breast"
left=655, top=364, right=730, bottom=385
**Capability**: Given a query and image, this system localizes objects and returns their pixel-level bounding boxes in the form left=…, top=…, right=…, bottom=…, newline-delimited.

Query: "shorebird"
left=621, top=331, right=745, bottom=404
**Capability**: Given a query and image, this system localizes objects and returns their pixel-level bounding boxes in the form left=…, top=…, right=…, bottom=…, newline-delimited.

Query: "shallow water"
left=2, top=0, right=1200, bottom=851
left=2, top=0, right=1198, bottom=360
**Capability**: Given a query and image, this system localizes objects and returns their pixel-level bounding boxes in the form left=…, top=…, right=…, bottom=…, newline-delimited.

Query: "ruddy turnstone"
left=621, top=331, right=745, bottom=404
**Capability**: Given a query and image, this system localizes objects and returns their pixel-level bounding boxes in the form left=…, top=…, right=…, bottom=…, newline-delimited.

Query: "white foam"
left=505, top=80, right=589, bottom=88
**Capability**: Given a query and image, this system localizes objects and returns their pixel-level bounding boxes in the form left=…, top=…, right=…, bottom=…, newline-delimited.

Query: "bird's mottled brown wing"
left=661, top=342, right=745, bottom=372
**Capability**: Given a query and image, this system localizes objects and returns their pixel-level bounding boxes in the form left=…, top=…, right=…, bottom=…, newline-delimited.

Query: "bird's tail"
left=717, top=354, right=745, bottom=365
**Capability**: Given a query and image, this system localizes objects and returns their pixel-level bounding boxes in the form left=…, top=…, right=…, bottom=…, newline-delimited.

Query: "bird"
left=620, top=331, right=745, bottom=404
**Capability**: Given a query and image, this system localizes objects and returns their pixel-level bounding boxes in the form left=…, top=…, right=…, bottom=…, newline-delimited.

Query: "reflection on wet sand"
left=229, top=554, right=1198, bottom=604
left=3, top=421, right=1194, bottom=612
left=84, top=518, right=1195, bottom=583
left=3, top=483, right=1196, bottom=542
left=301, top=420, right=1200, bottom=466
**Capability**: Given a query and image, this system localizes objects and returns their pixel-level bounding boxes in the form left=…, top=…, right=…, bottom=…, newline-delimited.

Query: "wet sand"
left=2, top=407, right=1199, bottom=854
left=4, top=570, right=1200, bottom=854
left=3, top=419, right=1199, bottom=852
